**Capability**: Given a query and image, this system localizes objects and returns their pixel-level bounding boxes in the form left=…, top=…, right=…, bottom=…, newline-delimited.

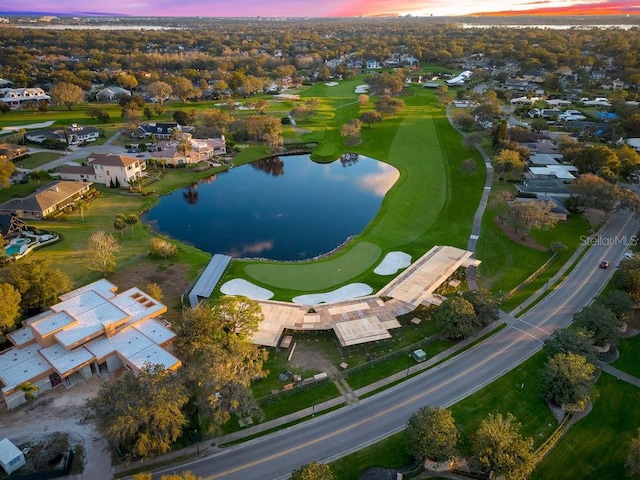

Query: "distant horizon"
left=1, top=1, right=640, bottom=19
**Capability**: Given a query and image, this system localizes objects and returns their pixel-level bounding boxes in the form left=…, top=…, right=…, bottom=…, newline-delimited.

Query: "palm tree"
left=19, top=128, right=26, bottom=146
left=125, top=213, right=139, bottom=239
left=17, top=382, right=39, bottom=401
left=113, top=214, right=127, bottom=239
left=177, top=136, right=193, bottom=164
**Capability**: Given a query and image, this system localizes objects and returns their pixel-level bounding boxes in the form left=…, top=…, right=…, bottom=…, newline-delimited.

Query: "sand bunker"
left=292, top=283, right=373, bottom=305
left=1, top=120, right=55, bottom=133
left=220, top=279, right=274, bottom=300
left=325, top=82, right=339, bottom=87
left=355, top=85, right=370, bottom=94
left=374, top=251, right=411, bottom=275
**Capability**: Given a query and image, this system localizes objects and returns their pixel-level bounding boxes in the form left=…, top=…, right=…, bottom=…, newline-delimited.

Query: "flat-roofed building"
left=0, top=279, right=180, bottom=409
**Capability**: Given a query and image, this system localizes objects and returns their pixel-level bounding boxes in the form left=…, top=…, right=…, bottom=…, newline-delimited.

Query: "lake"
left=143, top=154, right=399, bottom=261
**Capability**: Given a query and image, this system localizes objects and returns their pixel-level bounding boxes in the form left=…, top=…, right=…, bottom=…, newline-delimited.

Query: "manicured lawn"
left=330, top=432, right=411, bottom=480
left=450, top=350, right=557, bottom=452
left=533, top=373, right=640, bottom=480
left=259, top=382, right=341, bottom=421
left=501, top=214, right=592, bottom=311
left=612, top=333, right=640, bottom=378
left=15, top=151, right=63, bottom=169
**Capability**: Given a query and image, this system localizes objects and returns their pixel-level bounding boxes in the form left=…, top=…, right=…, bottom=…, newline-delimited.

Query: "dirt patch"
left=0, top=377, right=111, bottom=479
left=108, top=259, right=191, bottom=322
left=287, top=339, right=339, bottom=376
left=494, top=217, right=547, bottom=251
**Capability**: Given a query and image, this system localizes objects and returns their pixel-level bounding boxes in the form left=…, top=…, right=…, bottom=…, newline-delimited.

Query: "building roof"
left=88, top=153, right=139, bottom=168
left=0, top=181, right=92, bottom=215
left=530, top=165, right=577, bottom=179
left=0, top=280, right=176, bottom=394
left=59, top=165, right=96, bottom=176
left=0, top=344, right=51, bottom=395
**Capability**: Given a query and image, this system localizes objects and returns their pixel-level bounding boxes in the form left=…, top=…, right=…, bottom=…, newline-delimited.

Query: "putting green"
left=244, top=241, right=382, bottom=290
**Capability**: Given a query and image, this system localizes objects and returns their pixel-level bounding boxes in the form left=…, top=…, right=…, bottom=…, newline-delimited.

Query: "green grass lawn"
left=330, top=432, right=411, bottom=480
left=450, top=350, right=557, bottom=452
left=533, top=373, right=640, bottom=480
left=15, top=151, right=63, bottom=169
left=612, top=334, right=640, bottom=378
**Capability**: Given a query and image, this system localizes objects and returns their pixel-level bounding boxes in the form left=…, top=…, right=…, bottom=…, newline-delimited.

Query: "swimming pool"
left=5, top=245, right=21, bottom=256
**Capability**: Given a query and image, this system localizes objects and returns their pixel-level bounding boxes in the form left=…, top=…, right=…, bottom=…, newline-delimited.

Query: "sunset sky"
left=2, top=0, right=639, bottom=18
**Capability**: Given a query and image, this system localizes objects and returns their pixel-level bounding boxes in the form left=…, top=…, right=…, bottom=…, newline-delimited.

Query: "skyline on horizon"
left=2, top=0, right=640, bottom=19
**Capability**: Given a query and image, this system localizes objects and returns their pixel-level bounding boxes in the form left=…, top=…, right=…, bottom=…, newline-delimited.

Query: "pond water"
left=143, top=154, right=399, bottom=261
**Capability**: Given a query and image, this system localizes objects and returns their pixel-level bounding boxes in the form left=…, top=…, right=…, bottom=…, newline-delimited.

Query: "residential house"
left=0, top=143, right=28, bottom=161
left=365, top=60, right=381, bottom=69
left=151, top=134, right=226, bottom=167
left=503, top=78, right=531, bottom=91
left=611, top=79, right=625, bottom=91
left=25, top=124, right=98, bottom=146
left=60, top=153, right=146, bottom=187
left=95, top=86, right=131, bottom=102
left=0, top=279, right=180, bottom=409
left=134, top=122, right=181, bottom=140
left=0, top=88, right=50, bottom=109
left=325, top=58, right=342, bottom=68
left=522, top=70, right=546, bottom=83
left=528, top=165, right=578, bottom=181
left=0, top=181, right=92, bottom=219
left=66, top=124, right=99, bottom=145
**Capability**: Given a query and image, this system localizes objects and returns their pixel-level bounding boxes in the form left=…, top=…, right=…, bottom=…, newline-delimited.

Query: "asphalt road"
left=153, top=211, right=640, bottom=480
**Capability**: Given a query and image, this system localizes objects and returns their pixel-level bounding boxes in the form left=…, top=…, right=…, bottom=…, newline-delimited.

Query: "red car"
left=599, top=261, right=610, bottom=269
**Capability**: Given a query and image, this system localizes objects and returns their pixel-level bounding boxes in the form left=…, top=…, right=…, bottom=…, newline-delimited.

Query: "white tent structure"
left=0, top=438, right=25, bottom=474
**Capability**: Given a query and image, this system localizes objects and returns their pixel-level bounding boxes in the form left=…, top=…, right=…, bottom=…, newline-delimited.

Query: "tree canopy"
left=290, top=462, right=336, bottom=480
left=540, top=352, right=596, bottom=410
left=85, top=364, right=188, bottom=461
left=175, top=297, right=267, bottom=435
left=49, top=81, right=85, bottom=110
left=0, top=258, right=71, bottom=313
left=472, top=413, right=535, bottom=480
left=434, top=296, right=479, bottom=340
left=405, top=406, right=459, bottom=463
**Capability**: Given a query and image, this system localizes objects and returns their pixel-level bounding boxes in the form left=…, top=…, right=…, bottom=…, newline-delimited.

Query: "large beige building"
left=0, top=279, right=180, bottom=409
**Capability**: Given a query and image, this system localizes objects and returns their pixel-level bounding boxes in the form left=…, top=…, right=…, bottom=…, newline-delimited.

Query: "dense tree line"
left=2, top=21, right=640, bottom=95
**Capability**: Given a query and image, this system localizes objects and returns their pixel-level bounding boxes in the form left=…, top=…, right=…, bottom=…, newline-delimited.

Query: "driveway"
left=0, top=376, right=113, bottom=479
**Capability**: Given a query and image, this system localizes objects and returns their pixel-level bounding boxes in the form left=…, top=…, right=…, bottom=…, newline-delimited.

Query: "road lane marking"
left=511, top=325, right=544, bottom=343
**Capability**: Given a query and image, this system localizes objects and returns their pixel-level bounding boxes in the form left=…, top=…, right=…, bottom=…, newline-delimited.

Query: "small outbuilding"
left=0, top=438, right=26, bottom=475
left=412, top=348, right=427, bottom=363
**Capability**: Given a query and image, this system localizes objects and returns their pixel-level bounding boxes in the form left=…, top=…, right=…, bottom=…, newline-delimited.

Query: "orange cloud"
left=473, top=1, right=640, bottom=16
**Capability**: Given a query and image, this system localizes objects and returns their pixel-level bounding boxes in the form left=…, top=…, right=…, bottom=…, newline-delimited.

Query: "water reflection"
left=358, top=163, right=400, bottom=197
left=144, top=154, right=399, bottom=261
left=340, top=153, right=360, bottom=167
left=183, top=182, right=199, bottom=205
left=250, top=157, right=285, bottom=176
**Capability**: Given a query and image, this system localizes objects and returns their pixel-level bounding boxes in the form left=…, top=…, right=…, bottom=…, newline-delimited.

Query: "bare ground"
left=108, top=258, right=191, bottom=322
left=0, top=376, right=112, bottom=479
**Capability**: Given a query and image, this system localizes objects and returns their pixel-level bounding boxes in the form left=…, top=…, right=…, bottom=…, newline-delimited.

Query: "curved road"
left=154, top=212, right=640, bottom=479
